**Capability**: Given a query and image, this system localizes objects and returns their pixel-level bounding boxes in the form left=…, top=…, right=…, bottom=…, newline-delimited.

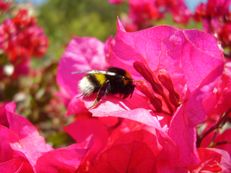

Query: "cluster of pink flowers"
left=109, top=0, right=191, bottom=31
left=0, top=0, right=11, bottom=12
left=0, top=9, right=48, bottom=78
left=194, top=0, right=231, bottom=57
left=56, top=20, right=231, bottom=172
left=0, top=102, right=89, bottom=172
left=109, top=0, right=231, bottom=59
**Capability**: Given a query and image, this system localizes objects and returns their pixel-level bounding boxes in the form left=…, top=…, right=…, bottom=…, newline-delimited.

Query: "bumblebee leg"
left=88, top=80, right=110, bottom=109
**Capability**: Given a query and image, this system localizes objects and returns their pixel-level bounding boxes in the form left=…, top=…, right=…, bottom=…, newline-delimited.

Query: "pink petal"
left=211, top=148, right=231, bottom=172
left=215, top=129, right=231, bottom=155
left=0, top=157, right=33, bottom=173
left=0, top=125, right=34, bottom=173
left=196, top=148, right=231, bottom=172
left=0, top=103, right=52, bottom=168
left=66, top=97, right=88, bottom=116
left=0, top=125, right=18, bottom=162
left=183, top=89, right=207, bottom=126
left=86, top=93, right=160, bottom=129
left=91, top=130, right=158, bottom=173
left=35, top=143, right=89, bottom=173
left=91, top=102, right=161, bottom=129
left=168, top=106, right=200, bottom=168
left=107, top=19, right=224, bottom=92
left=64, top=119, right=108, bottom=145
left=64, top=119, right=108, bottom=159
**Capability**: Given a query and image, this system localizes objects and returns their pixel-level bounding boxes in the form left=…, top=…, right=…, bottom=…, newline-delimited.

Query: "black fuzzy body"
left=81, top=67, right=135, bottom=99
left=104, top=67, right=135, bottom=98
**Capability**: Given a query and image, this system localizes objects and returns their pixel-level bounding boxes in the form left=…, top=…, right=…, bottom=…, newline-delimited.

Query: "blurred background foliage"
left=37, top=0, right=124, bottom=60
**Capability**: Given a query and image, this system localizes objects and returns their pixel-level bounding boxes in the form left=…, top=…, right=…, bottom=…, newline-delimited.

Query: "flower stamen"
left=133, top=61, right=181, bottom=115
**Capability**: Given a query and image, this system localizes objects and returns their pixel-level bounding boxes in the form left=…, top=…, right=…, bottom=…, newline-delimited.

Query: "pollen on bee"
left=78, top=76, right=95, bottom=95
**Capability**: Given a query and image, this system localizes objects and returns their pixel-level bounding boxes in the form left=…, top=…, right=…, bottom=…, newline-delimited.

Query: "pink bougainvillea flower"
left=127, top=0, right=160, bottom=29
left=193, top=148, right=231, bottom=172
left=0, top=9, right=48, bottom=78
left=0, top=0, right=11, bottom=12
left=35, top=142, right=90, bottom=173
left=91, top=20, right=224, bottom=124
left=0, top=9, right=49, bottom=60
left=64, top=116, right=164, bottom=172
left=155, top=0, right=191, bottom=23
left=64, top=118, right=109, bottom=155
left=0, top=125, right=34, bottom=173
left=0, top=102, right=91, bottom=172
left=64, top=115, right=231, bottom=172
left=57, top=19, right=224, bottom=128
left=203, top=62, right=231, bottom=121
left=109, top=0, right=191, bottom=31
left=196, top=61, right=231, bottom=154
left=57, top=19, right=227, bottom=171
left=0, top=102, right=51, bottom=172
left=57, top=34, right=161, bottom=130
left=214, top=129, right=231, bottom=155
left=86, top=130, right=159, bottom=173
left=105, top=20, right=224, bottom=167
left=194, top=0, right=231, bottom=56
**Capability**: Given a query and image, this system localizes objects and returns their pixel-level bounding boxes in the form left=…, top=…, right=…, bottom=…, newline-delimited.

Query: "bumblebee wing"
left=71, top=70, right=90, bottom=75
left=72, top=70, right=116, bottom=75
left=88, top=70, right=116, bottom=76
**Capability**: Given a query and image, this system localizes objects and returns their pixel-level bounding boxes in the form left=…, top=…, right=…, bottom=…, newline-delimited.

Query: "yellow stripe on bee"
left=94, top=73, right=106, bottom=85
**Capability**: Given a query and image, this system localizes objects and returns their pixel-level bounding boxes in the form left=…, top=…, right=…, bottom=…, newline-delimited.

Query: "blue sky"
left=185, top=0, right=207, bottom=11
left=16, top=0, right=46, bottom=5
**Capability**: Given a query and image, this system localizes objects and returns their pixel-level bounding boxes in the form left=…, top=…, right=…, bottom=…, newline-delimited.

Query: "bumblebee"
left=78, top=67, right=135, bottom=108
